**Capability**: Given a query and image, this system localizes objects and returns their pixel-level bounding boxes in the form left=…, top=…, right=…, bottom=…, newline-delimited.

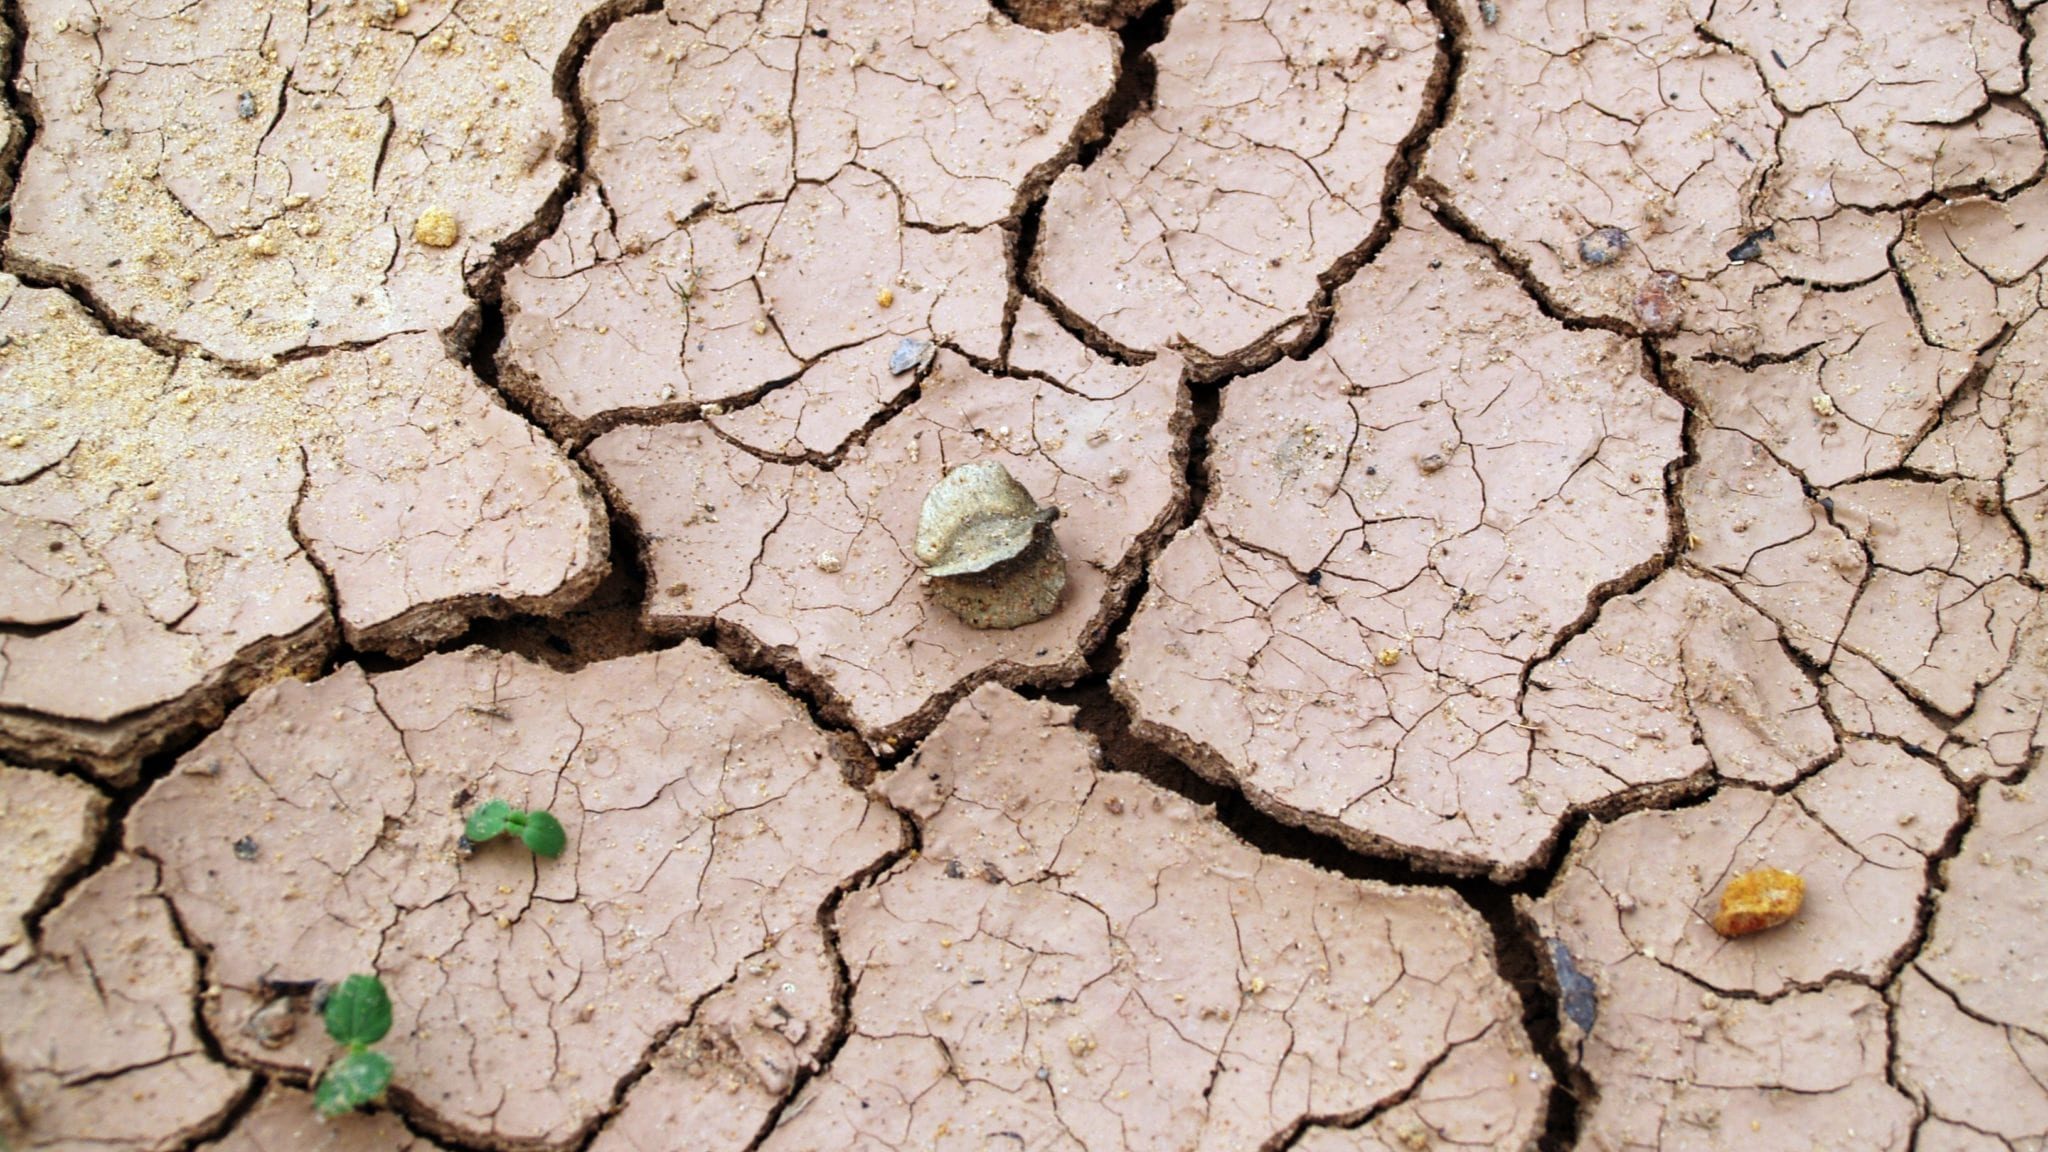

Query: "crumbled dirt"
left=0, top=275, right=329, bottom=781
left=587, top=339, right=1187, bottom=755
left=7, top=0, right=2048, bottom=1147
left=1116, top=203, right=1683, bottom=878
left=1031, top=0, right=1441, bottom=374
left=0, top=762, right=104, bottom=970
left=123, top=644, right=903, bottom=1150
left=0, top=277, right=604, bottom=782
left=999, top=0, right=1153, bottom=33
left=757, top=684, right=1546, bottom=1150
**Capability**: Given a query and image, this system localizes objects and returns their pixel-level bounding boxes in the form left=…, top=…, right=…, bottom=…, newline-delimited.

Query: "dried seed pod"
left=915, top=461, right=1067, bottom=629
left=1712, top=867, right=1804, bottom=937
left=1577, top=226, right=1630, bottom=266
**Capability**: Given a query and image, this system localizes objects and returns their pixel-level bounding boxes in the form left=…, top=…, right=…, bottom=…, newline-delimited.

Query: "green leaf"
left=323, top=974, right=392, bottom=1046
left=464, top=799, right=513, bottom=843
left=314, top=1048, right=392, bottom=1118
left=519, top=810, right=568, bottom=858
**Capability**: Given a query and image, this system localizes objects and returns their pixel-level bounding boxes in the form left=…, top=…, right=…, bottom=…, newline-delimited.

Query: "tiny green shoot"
left=314, top=974, right=393, bottom=1118
left=463, top=799, right=568, bottom=858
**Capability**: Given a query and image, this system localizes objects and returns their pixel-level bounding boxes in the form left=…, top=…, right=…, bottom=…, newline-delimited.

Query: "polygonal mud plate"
left=590, top=924, right=842, bottom=1152
left=1673, top=277, right=1976, bottom=489
left=1895, top=183, right=2048, bottom=354
left=0, top=278, right=607, bottom=782
left=1680, top=426, right=1865, bottom=663
left=1907, top=305, right=2048, bottom=585
left=0, top=762, right=106, bottom=970
left=1116, top=204, right=1684, bottom=878
left=1940, top=590, right=2048, bottom=783
left=0, top=857, right=250, bottom=1152
left=1522, top=745, right=1961, bottom=1151
left=1901, top=777, right=2048, bottom=1150
left=498, top=0, right=1116, bottom=438
left=754, top=685, right=1547, bottom=1151
left=1033, top=0, right=1442, bottom=373
left=586, top=335, right=1188, bottom=756
left=1831, top=477, right=2032, bottom=719
left=8, top=0, right=613, bottom=362
left=126, top=645, right=904, bottom=1150
left=1525, top=569, right=1837, bottom=793
left=1422, top=0, right=2037, bottom=336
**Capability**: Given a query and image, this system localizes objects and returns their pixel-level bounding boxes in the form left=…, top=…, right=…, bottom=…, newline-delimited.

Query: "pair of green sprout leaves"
left=463, top=799, right=567, bottom=858
left=314, top=975, right=394, bottom=1117
left=314, top=804, right=563, bottom=1118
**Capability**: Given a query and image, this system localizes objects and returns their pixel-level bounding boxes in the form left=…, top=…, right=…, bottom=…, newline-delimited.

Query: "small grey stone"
left=1578, top=226, right=1630, bottom=266
left=889, top=337, right=936, bottom=376
left=1547, top=937, right=1598, bottom=1035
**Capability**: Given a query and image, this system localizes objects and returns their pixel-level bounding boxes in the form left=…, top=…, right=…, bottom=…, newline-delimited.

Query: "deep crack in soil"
left=4, top=0, right=2048, bottom=1149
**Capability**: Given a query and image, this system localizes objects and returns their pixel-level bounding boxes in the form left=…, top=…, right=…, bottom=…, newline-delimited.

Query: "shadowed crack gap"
left=1272, top=0, right=1461, bottom=371
left=1006, top=0, right=1174, bottom=365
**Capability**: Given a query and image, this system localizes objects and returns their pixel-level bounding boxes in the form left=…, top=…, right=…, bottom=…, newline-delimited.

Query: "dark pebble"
left=1726, top=225, right=1777, bottom=264
left=1547, top=937, right=1599, bottom=1034
left=1578, top=226, right=1631, bottom=267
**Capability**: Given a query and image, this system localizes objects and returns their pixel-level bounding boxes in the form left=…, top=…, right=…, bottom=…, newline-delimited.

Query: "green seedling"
left=314, top=974, right=393, bottom=1118
left=464, top=799, right=568, bottom=858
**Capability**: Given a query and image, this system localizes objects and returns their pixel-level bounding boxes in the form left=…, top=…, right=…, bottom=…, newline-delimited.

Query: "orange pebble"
left=1712, top=868, right=1804, bottom=937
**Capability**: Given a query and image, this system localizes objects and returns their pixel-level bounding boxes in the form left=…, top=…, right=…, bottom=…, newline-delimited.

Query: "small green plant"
left=464, top=799, right=568, bottom=858
left=315, top=974, right=393, bottom=1118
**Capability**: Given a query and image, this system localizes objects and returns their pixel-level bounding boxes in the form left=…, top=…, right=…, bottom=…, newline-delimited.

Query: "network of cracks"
left=4, top=0, right=2048, bottom=1150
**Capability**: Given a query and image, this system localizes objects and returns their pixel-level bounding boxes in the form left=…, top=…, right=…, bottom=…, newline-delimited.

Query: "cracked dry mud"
left=9, top=0, right=2048, bottom=1150
left=1118, top=203, right=1686, bottom=879
left=0, top=275, right=606, bottom=782
left=761, top=685, right=1546, bottom=1151
left=126, top=644, right=903, bottom=1149
left=1031, top=0, right=1441, bottom=374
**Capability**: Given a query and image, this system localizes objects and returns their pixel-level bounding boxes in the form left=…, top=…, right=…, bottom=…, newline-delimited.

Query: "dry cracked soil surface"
left=3, top=0, right=2047, bottom=1149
